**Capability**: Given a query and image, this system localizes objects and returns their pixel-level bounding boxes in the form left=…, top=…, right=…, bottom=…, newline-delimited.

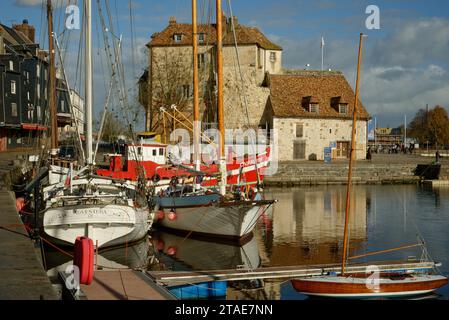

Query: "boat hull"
left=43, top=204, right=151, bottom=248
left=153, top=195, right=269, bottom=241
left=292, top=274, right=448, bottom=298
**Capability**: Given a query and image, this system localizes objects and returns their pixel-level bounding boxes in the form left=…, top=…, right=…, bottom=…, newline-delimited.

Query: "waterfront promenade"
left=264, top=153, right=449, bottom=187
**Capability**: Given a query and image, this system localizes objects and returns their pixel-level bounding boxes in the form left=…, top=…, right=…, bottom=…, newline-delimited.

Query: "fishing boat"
left=40, top=0, right=153, bottom=248
left=291, top=33, right=448, bottom=298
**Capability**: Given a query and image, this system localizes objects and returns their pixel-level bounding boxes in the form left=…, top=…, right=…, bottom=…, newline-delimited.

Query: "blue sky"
left=2, top=0, right=449, bottom=129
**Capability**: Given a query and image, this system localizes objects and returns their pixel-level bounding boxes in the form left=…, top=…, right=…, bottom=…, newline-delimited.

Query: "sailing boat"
left=40, top=0, right=153, bottom=248
left=151, top=0, right=275, bottom=242
left=291, top=33, right=447, bottom=298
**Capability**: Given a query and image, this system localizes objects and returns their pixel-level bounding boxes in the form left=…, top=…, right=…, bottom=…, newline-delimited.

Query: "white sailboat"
left=41, top=0, right=153, bottom=248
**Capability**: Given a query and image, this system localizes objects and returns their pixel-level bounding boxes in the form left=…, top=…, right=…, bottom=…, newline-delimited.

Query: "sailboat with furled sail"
left=291, top=33, right=447, bottom=298
left=150, top=0, right=276, bottom=242
left=40, top=0, right=153, bottom=248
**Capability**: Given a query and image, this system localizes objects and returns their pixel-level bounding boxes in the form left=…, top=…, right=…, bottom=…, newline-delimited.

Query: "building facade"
left=261, top=71, right=369, bottom=161
left=0, top=20, right=83, bottom=152
left=141, top=16, right=282, bottom=138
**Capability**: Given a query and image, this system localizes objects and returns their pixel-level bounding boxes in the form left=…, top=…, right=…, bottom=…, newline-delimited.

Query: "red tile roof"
left=147, top=17, right=282, bottom=50
left=268, top=71, right=370, bottom=120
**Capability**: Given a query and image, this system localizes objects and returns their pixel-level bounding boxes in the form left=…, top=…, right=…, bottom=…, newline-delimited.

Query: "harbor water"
left=44, top=184, right=449, bottom=300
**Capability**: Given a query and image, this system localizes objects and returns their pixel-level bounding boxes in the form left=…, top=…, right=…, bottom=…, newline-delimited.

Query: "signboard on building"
left=324, top=147, right=332, bottom=163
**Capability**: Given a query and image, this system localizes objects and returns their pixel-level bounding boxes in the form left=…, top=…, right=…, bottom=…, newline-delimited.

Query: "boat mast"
left=192, top=0, right=201, bottom=182
left=85, top=0, right=93, bottom=165
left=47, top=0, right=58, bottom=153
left=341, top=33, right=365, bottom=275
left=216, top=0, right=226, bottom=195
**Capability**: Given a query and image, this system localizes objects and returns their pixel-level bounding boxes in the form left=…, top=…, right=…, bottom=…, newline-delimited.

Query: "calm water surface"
left=45, top=184, right=449, bottom=300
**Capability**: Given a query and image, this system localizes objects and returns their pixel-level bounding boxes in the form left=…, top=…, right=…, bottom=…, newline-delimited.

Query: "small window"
left=159, top=148, right=164, bottom=156
left=152, top=149, right=157, bottom=156
left=269, top=52, right=276, bottom=62
left=296, top=124, right=303, bottom=138
left=174, top=34, right=182, bottom=42
left=309, top=103, right=319, bottom=114
left=37, top=106, right=42, bottom=120
left=26, top=71, right=30, bottom=81
left=37, top=64, right=40, bottom=75
left=182, top=84, right=191, bottom=98
left=27, top=91, right=30, bottom=101
left=339, top=104, right=348, bottom=115
left=9, top=61, right=14, bottom=70
left=11, top=80, right=16, bottom=94
left=61, top=99, right=65, bottom=112
left=198, top=33, right=205, bottom=43
left=137, top=147, right=142, bottom=155
left=198, top=53, right=205, bottom=68
left=11, top=103, right=18, bottom=117
left=37, top=83, right=40, bottom=98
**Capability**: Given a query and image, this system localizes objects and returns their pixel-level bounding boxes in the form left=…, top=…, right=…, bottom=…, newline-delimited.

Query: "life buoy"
left=168, top=211, right=177, bottom=221
left=73, top=236, right=94, bottom=285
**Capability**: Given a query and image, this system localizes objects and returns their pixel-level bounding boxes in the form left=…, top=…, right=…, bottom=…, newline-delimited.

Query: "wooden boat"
left=292, top=273, right=448, bottom=298
left=291, top=33, right=448, bottom=298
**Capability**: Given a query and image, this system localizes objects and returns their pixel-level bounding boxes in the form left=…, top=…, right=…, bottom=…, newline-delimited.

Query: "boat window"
left=159, top=148, right=164, bottom=156
left=137, top=147, right=142, bottom=155
left=153, top=149, right=157, bottom=156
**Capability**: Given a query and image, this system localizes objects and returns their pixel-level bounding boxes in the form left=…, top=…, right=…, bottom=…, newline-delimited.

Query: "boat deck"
left=0, top=189, right=58, bottom=300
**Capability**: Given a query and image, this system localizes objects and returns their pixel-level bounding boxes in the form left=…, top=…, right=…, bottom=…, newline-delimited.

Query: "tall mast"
left=85, top=0, right=93, bottom=164
left=47, top=0, right=58, bottom=152
left=192, top=0, right=201, bottom=177
left=341, top=33, right=364, bottom=275
left=216, top=0, right=226, bottom=195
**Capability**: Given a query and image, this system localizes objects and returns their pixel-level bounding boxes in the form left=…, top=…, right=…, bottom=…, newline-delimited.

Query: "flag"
left=321, top=36, right=325, bottom=48
left=64, top=167, right=72, bottom=187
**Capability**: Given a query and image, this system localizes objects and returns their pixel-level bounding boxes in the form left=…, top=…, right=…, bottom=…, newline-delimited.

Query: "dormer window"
left=339, top=103, right=348, bottom=115
left=198, top=33, right=205, bottom=43
left=309, top=103, right=319, bottom=114
left=173, top=34, right=183, bottom=42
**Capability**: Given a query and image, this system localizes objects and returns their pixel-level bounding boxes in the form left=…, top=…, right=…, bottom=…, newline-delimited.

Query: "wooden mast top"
left=216, top=0, right=226, bottom=195
left=192, top=0, right=201, bottom=174
left=47, top=0, right=58, bottom=151
left=341, top=33, right=365, bottom=275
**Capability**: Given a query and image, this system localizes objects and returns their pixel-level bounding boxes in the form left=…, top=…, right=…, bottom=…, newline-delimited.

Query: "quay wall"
left=264, top=161, right=449, bottom=187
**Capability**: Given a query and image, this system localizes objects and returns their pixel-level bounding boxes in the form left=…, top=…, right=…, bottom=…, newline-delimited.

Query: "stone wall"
left=149, top=44, right=272, bottom=131
left=264, top=161, right=422, bottom=186
left=273, top=117, right=367, bottom=161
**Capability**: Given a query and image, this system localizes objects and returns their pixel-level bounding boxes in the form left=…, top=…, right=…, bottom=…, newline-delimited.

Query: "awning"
left=21, top=124, right=48, bottom=131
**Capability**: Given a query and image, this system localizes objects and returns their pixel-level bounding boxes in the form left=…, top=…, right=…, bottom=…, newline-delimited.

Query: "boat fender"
left=168, top=211, right=177, bottom=221
left=156, top=210, right=165, bottom=220
left=73, top=236, right=94, bottom=285
left=16, top=197, right=25, bottom=212
left=167, top=246, right=177, bottom=256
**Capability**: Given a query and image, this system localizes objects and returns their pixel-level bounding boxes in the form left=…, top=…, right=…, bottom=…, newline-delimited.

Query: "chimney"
left=169, top=16, right=177, bottom=26
left=13, top=19, right=35, bottom=43
left=227, top=16, right=238, bottom=33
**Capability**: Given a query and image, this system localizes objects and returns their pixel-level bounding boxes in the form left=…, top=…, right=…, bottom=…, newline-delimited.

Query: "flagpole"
left=321, top=36, right=324, bottom=71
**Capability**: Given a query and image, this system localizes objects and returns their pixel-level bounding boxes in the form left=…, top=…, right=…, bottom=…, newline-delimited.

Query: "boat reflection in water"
left=150, top=230, right=261, bottom=271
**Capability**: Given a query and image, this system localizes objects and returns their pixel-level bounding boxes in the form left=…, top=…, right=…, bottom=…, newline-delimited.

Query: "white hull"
left=43, top=204, right=151, bottom=248
left=306, top=289, right=437, bottom=298
left=48, top=165, right=71, bottom=185
left=157, top=202, right=266, bottom=239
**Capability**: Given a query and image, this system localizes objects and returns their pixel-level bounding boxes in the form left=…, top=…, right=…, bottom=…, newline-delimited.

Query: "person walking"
left=436, top=150, right=441, bottom=164
left=366, top=146, right=372, bottom=161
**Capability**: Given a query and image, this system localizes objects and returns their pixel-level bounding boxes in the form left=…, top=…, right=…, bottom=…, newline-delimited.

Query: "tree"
left=96, top=110, right=128, bottom=142
left=408, top=105, right=449, bottom=147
